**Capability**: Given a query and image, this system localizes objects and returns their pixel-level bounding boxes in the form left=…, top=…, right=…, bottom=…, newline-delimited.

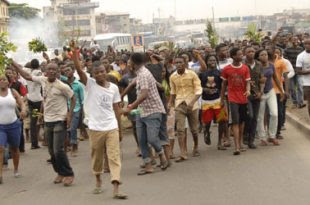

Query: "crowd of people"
left=0, top=30, right=310, bottom=200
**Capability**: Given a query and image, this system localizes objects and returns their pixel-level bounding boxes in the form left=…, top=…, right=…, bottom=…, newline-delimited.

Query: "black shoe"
left=298, top=104, right=306, bottom=109
left=31, top=146, right=41, bottom=150
left=248, top=144, right=257, bottom=149
left=46, top=159, right=52, bottom=164
left=204, top=131, right=211, bottom=145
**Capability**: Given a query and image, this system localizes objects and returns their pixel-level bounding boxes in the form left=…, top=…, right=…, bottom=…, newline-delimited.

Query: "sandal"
left=63, top=176, right=74, bottom=186
left=240, top=147, right=247, bottom=152
left=260, top=140, right=268, bottom=146
left=92, top=187, right=103, bottom=194
left=14, top=171, right=21, bottom=178
left=192, top=150, right=200, bottom=157
left=137, top=170, right=153, bottom=176
left=223, top=142, right=231, bottom=147
left=161, top=161, right=169, bottom=171
left=217, top=145, right=227, bottom=150
left=175, top=157, right=187, bottom=163
left=113, top=193, right=128, bottom=200
left=53, top=175, right=64, bottom=184
left=270, top=138, right=280, bottom=146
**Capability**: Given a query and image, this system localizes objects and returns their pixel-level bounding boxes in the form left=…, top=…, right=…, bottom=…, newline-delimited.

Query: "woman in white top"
left=0, top=74, right=26, bottom=184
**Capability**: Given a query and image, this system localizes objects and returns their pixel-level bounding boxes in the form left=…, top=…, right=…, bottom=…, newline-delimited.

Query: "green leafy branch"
left=28, top=38, right=47, bottom=53
left=0, top=32, right=17, bottom=76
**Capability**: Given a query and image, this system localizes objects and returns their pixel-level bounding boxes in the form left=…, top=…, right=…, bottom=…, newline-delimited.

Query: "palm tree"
left=244, top=23, right=264, bottom=43
left=205, top=20, right=219, bottom=49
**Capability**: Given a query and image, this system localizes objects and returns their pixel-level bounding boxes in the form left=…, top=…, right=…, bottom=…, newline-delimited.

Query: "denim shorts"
left=0, top=120, right=22, bottom=148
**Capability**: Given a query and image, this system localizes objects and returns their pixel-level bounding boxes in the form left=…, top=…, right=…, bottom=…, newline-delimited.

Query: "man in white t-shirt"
left=296, top=38, right=310, bottom=117
left=72, top=44, right=127, bottom=200
left=13, top=61, right=76, bottom=186
left=24, top=59, right=43, bottom=149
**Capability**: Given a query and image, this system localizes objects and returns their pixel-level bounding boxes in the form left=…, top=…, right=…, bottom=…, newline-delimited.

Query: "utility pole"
left=174, top=0, right=176, bottom=19
left=212, top=6, right=215, bottom=29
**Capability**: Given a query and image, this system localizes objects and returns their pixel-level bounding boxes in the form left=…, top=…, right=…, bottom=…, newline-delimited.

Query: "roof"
left=94, top=33, right=131, bottom=40
left=2, top=0, right=10, bottom=5
left=97, top=11, right=129, bottom=16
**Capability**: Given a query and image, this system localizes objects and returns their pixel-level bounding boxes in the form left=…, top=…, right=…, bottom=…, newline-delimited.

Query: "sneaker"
left=203, top=131, right=211, bottom=145
left=31, top=145, right=41, bottom=150
left=248, top=144, right=257, bottom=149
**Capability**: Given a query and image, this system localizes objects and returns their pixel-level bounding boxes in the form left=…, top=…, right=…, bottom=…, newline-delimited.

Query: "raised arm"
left=12, top=61, right=33, bottom=81
left=71, top=41, right=88, bottom=85
left=193, top=50, right=207, bottom=72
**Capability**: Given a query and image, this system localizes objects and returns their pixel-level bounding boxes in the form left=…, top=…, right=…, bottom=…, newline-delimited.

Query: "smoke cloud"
left=8, top=17, right=59, bottom=64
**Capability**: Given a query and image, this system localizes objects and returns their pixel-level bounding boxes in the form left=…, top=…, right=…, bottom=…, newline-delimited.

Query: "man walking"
left=13, top=61, right=75, bottom=186
left=169, top=55, right=202, bottom=162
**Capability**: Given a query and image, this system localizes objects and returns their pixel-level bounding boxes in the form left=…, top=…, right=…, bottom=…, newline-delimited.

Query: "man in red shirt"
left=220, top=48, right=251, bottom=155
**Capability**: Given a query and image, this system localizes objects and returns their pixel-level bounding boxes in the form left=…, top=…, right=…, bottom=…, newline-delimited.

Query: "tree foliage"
left=244, top=23, right=264, bottom=43
left=205, top=20, right=219, bottom=49
left=0, top=32, right=17, bottom=76
left=9, top=3, right=40, bottom=19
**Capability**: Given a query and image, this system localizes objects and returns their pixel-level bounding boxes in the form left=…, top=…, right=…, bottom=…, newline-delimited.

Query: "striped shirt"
left=284, top=46, right=304, bottom=69
left=136, top=66, right=166, bottom=117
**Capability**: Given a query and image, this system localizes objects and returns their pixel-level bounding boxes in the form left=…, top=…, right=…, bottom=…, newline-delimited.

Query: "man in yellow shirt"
left=169, top=56, right=202, bottom=162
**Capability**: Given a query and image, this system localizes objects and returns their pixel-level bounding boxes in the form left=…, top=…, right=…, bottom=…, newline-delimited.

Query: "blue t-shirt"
left=263, top=64, right=275, bottom=94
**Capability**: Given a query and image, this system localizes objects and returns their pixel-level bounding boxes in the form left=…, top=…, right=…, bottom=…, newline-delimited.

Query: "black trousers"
left=244, top=98, right=260, bottom=145
left=45, top=121, right=74, bottom=177
left=28, top=100, right=42, bottom=147
left=276, top=94, right=284, bottom=135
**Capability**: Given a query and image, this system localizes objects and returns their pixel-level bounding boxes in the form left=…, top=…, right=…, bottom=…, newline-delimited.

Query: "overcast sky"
left=9, top=0, right=310, bottom=23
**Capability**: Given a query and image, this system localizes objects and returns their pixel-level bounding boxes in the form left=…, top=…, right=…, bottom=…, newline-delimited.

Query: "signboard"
left=132, top=35, right=144, bottom=52
left=230, top=17, right=241, bottom=22
left=219, top=17, right=229, bottom=22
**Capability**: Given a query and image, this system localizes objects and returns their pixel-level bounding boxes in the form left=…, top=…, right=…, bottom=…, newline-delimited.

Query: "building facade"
left=0, top=0, right=9, bottom=33
left=44, top=0, right=99, bottom=41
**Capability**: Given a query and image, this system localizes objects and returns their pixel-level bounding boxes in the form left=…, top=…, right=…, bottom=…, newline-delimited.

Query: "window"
left=79, top=19, right=90, bottom=26
left=65, top=19, right=90, bottom=26
left=63, top=9, right=75, bottom=15
left=77, top=8, right=90, bottom=15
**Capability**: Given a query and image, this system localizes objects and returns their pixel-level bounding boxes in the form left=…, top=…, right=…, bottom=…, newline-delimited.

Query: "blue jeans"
left=3, top=145, right=9, bottom=165
left=290, top=75, right=304, bottom=105
left=136, top=113, right=163, bottom=163
left=70, top=110, right=81, bottom=145
left=159, top=114, right=169, bottom=146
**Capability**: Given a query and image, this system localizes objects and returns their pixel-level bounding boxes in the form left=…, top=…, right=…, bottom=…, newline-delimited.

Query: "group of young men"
left=2, top=31, right=310, bottom=200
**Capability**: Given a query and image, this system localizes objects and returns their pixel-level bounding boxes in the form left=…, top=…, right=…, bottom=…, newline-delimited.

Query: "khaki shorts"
left=175, top=103, right=199, bottom=139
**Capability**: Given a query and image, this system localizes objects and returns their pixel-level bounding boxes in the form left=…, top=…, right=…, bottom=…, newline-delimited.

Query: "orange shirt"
left=272, top=58, right=288, bottom=94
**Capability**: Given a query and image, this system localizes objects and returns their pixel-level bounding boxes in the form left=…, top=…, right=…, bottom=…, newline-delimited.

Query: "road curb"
left=286, top=111, right=310, bottom=139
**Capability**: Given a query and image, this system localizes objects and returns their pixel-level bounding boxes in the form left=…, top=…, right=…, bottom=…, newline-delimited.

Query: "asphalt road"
left=1, top=122, right=310, bottom=205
